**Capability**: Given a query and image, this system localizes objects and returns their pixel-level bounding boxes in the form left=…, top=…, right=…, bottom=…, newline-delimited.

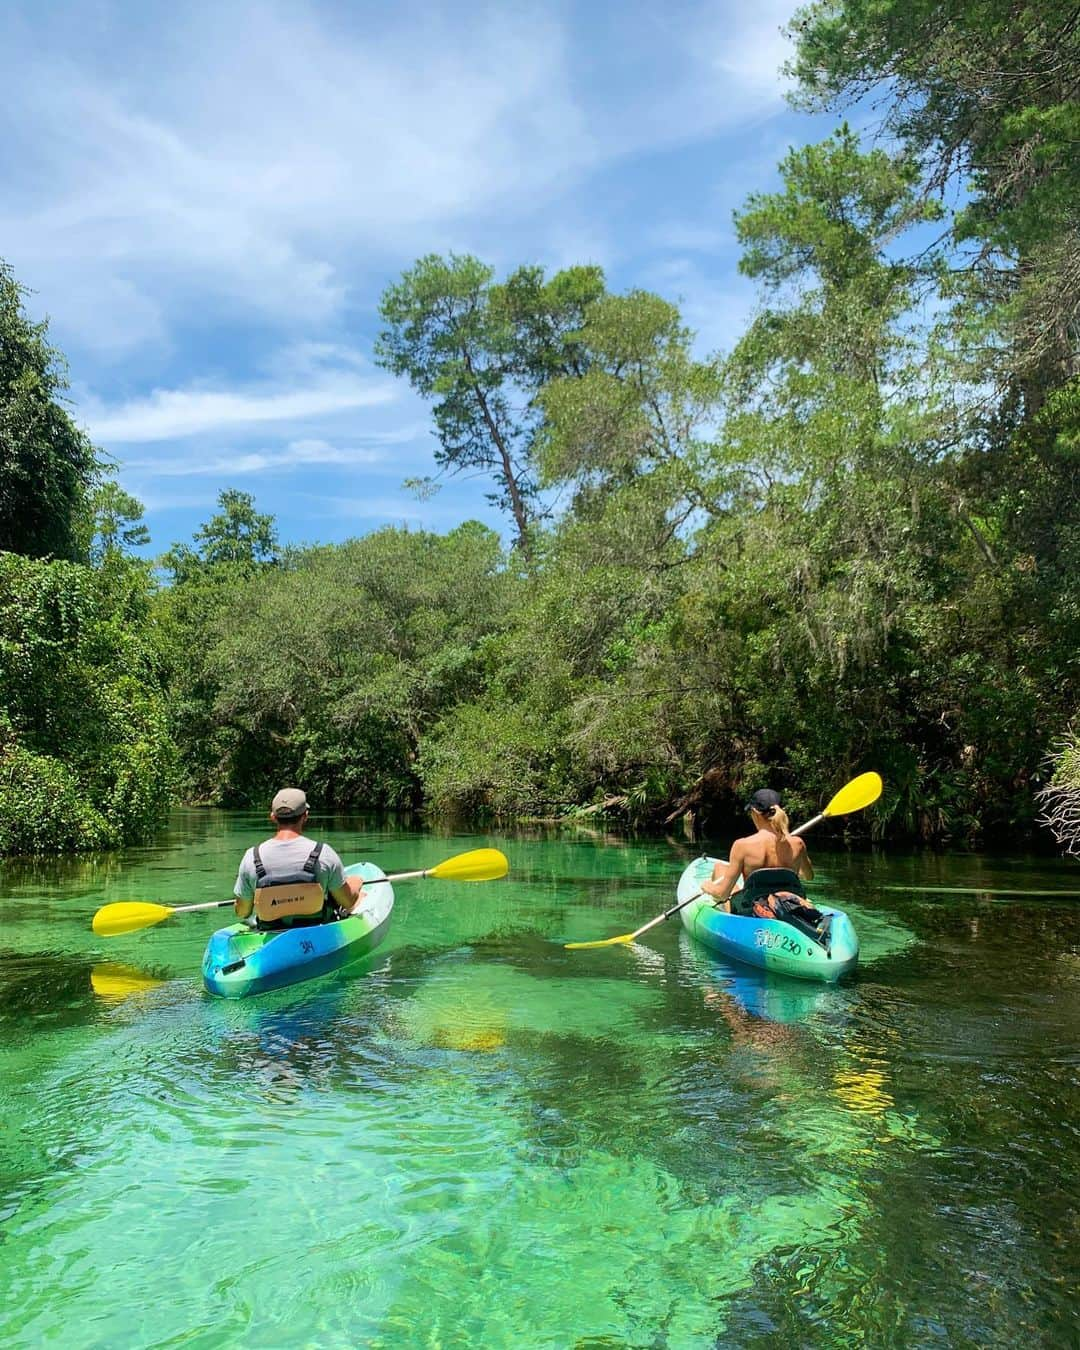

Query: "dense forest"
left=1, top=0, right=1077, bottom=853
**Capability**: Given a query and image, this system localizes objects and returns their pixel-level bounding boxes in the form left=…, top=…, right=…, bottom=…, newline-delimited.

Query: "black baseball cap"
left=746, top=788, right=781, bottom=815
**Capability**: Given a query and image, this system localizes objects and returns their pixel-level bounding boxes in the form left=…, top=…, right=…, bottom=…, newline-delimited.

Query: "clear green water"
left=1, top=812, right=1077, bottom=1347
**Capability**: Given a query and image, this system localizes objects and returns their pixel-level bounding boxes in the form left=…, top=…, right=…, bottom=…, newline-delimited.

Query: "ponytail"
left=769, top=806, right=790, bottom=840
left=754, top=805, right=790, bottom=839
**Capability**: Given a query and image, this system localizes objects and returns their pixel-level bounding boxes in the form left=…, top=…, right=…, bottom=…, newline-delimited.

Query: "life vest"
left=252, top=841, right=331, bottom=929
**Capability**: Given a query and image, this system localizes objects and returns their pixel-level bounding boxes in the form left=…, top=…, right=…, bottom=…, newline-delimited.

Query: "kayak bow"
left=201, top=862, right=394, bottom=998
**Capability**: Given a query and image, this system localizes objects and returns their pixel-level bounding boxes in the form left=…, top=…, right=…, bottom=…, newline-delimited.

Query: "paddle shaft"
left=166, top=868, right=415, bottom=917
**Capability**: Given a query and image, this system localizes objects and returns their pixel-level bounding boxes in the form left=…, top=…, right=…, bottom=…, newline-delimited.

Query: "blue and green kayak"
left=677, top=857, right=858, bottom=983
left=202, top=862, right=394, bottom=998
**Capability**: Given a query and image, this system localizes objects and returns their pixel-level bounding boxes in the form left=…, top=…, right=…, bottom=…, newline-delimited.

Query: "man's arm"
left=329, top=875, right=366, bottom=912
left=234, top=853, right=255, bottom=919
left=323, top=847, right=366, bottom=914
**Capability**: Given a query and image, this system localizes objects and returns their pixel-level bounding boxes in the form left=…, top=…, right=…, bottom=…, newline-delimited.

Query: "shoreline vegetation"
left=2, top=1, right=1077, bottom=855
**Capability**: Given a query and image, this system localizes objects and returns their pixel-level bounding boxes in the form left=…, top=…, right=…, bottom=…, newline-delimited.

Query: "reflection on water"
left=90, top=961, right=165, bottom=1002
left=832, top=1065, right=894, bottom=1116
left=0, top=812, right=1077, bottom=1345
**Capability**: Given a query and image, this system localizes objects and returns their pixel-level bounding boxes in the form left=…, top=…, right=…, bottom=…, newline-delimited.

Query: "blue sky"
left=1, top=0, right=834, bottom=553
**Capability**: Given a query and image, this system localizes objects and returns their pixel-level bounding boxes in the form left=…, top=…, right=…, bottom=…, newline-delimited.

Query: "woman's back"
left=702, top=789, right=814, bottom=910
left=738, top=828, right=807, bottom=878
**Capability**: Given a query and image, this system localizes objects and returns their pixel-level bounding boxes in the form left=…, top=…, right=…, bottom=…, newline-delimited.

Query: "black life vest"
left=252, top=841, right=332, bottom=930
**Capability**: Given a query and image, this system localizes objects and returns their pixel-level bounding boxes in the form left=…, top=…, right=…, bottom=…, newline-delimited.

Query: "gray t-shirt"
left=234, top=836, right=347, bottom=901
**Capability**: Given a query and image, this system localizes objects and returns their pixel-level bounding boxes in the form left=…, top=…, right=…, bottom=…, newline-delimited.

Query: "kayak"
left=677, top=857, right=858, bottom=983
left=201, top=862, right=394, bottom=998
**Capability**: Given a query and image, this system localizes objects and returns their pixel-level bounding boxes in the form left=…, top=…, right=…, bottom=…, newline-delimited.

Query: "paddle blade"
left=564, top=933, right=635, bottom=950
left=92, top=902, right=174, bottom=937
left=427, top=848, right=509, bottom=882
left=91, top=962, right=164, bottom=1000
left=822, top=772, right=882, bottom=819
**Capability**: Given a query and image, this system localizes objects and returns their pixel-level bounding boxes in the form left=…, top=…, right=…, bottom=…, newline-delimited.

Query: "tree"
left=89, top=480, right=150, bottom=561
left=0, top=259, right=99, bottom=560
left=163, top=522, right=511, bottom=809
left=695, top=131, right=1015, bottom=836
left=376, top=254, right=605, bottom=558
left=788, top=0, right=1080, bottom=410
left=780, top=0, right=1080, bottom=834
left=723, top=129, right=945, bottom=493
left=0, top=552, right=173, bottom=853
left=537, top=290, right=724, bottom=519
left=161, top=488, right=278, bottom=582
left=193, top=488, right=278, bottom=567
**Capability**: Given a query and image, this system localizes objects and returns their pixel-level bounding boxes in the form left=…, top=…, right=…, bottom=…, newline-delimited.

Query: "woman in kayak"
left=701, top=788, right=817, bottom=918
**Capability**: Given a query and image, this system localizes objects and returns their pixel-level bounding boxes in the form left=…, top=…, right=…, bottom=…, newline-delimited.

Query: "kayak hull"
left=677, top=857, right=858, bottom=983
left=202, top=862, right=393, bottom=998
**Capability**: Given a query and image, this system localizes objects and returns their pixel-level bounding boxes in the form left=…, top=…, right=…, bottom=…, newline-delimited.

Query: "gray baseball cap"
left=270, top=788, right=309, bottom=820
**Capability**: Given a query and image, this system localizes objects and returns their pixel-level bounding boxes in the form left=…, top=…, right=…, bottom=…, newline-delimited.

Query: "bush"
left=0, top=746, right=116, bottom=853
left=0, top=552, right=174, bottom=854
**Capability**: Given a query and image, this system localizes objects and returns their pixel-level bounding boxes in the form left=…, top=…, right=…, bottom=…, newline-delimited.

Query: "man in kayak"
left=701, top=788, right=819, bottom=921
left=233, top=788, right=365, bottom=930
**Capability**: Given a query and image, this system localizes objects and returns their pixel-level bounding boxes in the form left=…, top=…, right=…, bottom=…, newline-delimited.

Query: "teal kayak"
left=201, top=862, right=394, bottom=998
left=677, top=857, right=858, bottom=983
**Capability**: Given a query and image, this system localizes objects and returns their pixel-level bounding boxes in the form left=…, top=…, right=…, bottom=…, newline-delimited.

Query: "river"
left=1, top=811, right=1077, bottom=1346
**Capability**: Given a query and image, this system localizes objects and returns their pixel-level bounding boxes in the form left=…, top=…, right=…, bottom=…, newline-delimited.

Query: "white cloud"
left=704, top=0, right=797, bottom=99
left=85, top=380, right=395, bottom=443
left=1, top=0, right=795, bottom=359
left=80, top=344, right=397, bottom=443
left=124, top=432, right=424, bottom=478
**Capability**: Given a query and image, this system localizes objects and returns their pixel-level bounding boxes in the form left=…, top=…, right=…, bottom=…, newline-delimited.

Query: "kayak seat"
left=734, top=868, right=831, bottom=952
left=734, top=867, right=805, bottom=915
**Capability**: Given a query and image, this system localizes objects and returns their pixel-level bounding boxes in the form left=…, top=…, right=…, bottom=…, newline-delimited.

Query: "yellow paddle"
left=91, top=847, right=510, bottom=937
left=565, top=772, right=883, bottom=949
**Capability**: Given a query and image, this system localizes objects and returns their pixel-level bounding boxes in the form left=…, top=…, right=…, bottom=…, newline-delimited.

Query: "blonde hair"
left=753, top=805, right=790, bottom=839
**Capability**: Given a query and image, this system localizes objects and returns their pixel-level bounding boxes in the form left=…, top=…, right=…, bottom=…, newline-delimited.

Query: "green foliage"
left=88, top=480, right=151, bottom=561
left=0, top=552, right=174, bottom=853
left=161, top=521, right=512, bottom=811
left=406, top=98, right=1076, bottom=842
left=788, top=0, right=1080, bottom=401
left=538, top=290, right=723, bottom=516
left=0, top=742, right=115, bottom=854
left=376, top=255, right=606, bottom=556
left=420, top=701, right=571, bottom=817
left=0, top=259, right=99, bottom=561
left=193, top=488, right=278, bottom=567
left=737, top=128, right=936, bottom=295
left=161, top=488, right=278, bottom=583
